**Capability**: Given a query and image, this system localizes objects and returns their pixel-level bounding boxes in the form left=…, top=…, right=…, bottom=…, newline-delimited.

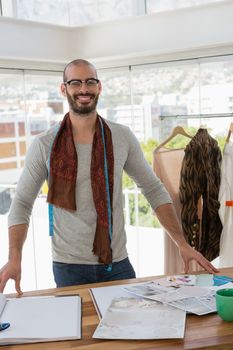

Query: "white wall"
left=74, top=1, right=233, bottom=67
left=0, top=17, right=71, bottom=70
left=0, top=1, right=233, bottom=69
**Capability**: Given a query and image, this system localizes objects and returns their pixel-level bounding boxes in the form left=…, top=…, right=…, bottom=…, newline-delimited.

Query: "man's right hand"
left=0, top=261, right=23, bottom=295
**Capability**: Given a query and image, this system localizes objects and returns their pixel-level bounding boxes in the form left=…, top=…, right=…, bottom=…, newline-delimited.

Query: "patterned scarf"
left=47, top=113, right=114, bottom=264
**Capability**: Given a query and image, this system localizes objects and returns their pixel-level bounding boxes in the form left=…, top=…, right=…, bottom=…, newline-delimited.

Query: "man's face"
left=61, top=63, right=101, bottom=115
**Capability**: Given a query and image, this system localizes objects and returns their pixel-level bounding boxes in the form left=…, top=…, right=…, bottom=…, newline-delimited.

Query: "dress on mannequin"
left=153, top=147, right=202, bottom=274
left=219, top=141, right=233, bottom=267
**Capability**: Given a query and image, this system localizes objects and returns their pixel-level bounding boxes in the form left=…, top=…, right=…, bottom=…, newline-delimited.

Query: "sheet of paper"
left=124, top=282, right=216, bottom=315
left=196, top=274, right=213, bottom=286
left=156, top=274, right=233, bottom=288
left=166, top=275, right=197, bottom=286
left=93, top=297, right=186, bottom=339
left=213, top=275, right=233, bottom=286
left=89, top=283, right=141, bottom=318
left=0, top=295, right=81, bottom=345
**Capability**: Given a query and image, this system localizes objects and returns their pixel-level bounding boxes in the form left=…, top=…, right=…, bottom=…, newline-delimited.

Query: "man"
left=0, top=59, right=217, bottom=294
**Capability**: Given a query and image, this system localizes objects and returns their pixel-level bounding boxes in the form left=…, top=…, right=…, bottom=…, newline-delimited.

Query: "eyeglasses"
left=63, top=78, right=100, bottom=88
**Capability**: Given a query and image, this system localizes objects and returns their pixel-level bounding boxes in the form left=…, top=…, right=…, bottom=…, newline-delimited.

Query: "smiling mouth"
left=75, top=94, right=94, bottom=104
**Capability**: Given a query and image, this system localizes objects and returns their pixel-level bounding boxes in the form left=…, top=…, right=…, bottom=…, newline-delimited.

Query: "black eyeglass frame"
left=63, top=78, right=100, bottom=87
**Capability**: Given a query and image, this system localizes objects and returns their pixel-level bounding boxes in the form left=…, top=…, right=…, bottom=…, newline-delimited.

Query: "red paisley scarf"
left=47, top=113, right=114, bottom=264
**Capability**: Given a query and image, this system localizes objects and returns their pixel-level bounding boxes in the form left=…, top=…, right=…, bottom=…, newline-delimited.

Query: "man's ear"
left=60, top=83, right=67, bottom=97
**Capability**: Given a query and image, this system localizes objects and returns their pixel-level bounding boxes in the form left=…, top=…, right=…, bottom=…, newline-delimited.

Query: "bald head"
left=63, top=59, right=97, bottom=82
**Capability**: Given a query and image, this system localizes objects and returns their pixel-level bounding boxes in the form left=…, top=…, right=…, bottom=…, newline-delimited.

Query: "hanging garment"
left=153, top=147, right=202, bottom=274
left=219, top=142, right=233, bottom=267
left=179, top=128, right=222, bottom=261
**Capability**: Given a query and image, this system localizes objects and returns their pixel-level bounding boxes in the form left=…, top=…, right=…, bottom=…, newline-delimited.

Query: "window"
left=1, top=0, right=225, bottom=26
left=1, top=0, right=146, bottom=26
left=131, top=62, right=199, bottom=141
left=146, top=0, right=226, bottom=14
left=24, top=72, right=63, bottom=138
left=0, top=70, right=24, bottom=179
left=0, top=69, right=63, bottom=293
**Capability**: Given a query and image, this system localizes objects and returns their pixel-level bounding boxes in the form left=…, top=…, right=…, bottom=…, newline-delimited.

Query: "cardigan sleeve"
left=8, top=136, right=48, bottom=227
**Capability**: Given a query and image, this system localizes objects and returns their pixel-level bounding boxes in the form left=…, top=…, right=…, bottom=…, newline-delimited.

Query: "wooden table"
left=4, top=267, right=233, bottom=350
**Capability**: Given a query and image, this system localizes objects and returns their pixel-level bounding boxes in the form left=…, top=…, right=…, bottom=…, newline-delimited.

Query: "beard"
left=66, top=90, right=99, bottom=115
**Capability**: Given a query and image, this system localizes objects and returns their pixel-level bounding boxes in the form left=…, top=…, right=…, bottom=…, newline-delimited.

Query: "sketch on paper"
left=93, top=297, right=186, bottom=339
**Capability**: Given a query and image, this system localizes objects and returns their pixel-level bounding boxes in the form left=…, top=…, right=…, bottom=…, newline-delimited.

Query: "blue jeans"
left=53, top=257, right=136, bottom=287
